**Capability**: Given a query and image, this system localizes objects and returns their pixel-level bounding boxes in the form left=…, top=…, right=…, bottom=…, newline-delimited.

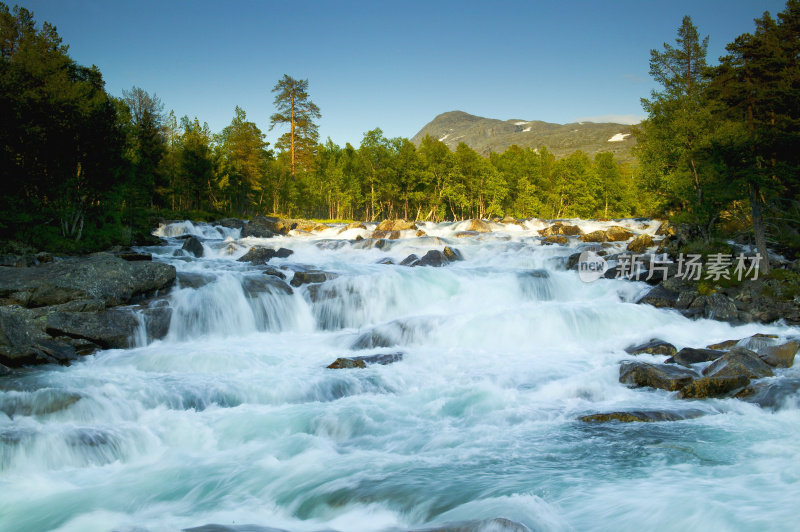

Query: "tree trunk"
left=749, top=181, right=770, bottom=275
left=290, top=94, right=295, bottom=178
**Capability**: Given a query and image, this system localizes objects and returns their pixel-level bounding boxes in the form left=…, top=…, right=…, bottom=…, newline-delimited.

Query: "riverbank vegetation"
left=0, top=1, right=798, bottom=258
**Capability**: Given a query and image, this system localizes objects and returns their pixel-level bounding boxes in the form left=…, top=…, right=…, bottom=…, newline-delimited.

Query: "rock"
left=0, top=254, right=176, bottom=308
left=263, top=267, right=286, bottom=280
left=376, top=219, right=417, bottom=232
left=237, top=247, right=293, bottom=265
left=605, top=226, right=634, bottom=242
left=372, top=230, right=402, bottom=240
left=376, top=258, right=395, bottom=265
left=240, top=223, right=276, bottom=238
left=114, top=250, right=152, bottom=262
left=400, top=254, right=420, bottom=266
left=416, top=229, right=428, bottom=237
left=689, top=293, right=738, bottom=322
left=410, top=518, right=531, bottom=532
left=707, top=339, right=738, bottom=350
left=619, top=361, right=698, bottom=391
left=756, top=341, right=798, bottom=368
left=501, top=215, right=525, bottom=226
left=579, top=410, right=706, bottom=423
left=580, top=230, right=607, bottom=243
left=0, top=363, right=10, bottom=376
left=416, top=250, right=447, bottom=267
left=45, top=309, right=142, bottom=350
left=181, top=236, right=204, bottom=257
left=338, top=222, right=367, bottom=233
left=735, top=378, right=800, bottom=410
left=327, top=357, right=367, bottom=369
left=626, top=234, right=654, bottom=253
left=215, top=218, right=246, bottom=229
left=539, top=223, right=582, bottom=237
left=443, top=246, right=463, bottom=261
left=290, top=271, right=334, bottom=287
left=543, top=235, right=568, bottom=244
left=327, top=352, right=404, bottom=369
left=702, top=347, right=774, bottom=379
left=637, top=285, right=680, bottom=308
left=666, top=348, right=725, bottom=366
left=678, top=375, right=751, bottom=399
left=177, top=272, right=215, bottom=289
left=464, top=219, right=492, bottom=232
left=454, top=231, right=481, bottom=238
left=0, top=254, right=37, bottom=268
left=139, top=305, right=172, bottom=342
left=625, top=339, right=677, bottom=357
left=241, top=277, right=293, bottom=297
left=250, top=215, right=291, bottom=235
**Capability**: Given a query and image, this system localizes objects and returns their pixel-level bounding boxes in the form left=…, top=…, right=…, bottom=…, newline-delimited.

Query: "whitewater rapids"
left=1, top=218, right=798, bottom=532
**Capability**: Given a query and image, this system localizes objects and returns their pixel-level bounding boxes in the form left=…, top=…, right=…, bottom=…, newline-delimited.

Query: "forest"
left=0, top=1, right=798, bottom=262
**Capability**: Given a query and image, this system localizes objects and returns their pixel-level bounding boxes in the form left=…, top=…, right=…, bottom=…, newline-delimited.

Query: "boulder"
left=416, top=250, right=447, bottom=267
left=756, top=341, right=798, bottom=368
left=240, top=224, right=276, bottom=238
left=177, top=272, right=215, bottom=289
left=539, top=223, right=582, bottom=237
left=372, top=230, right=402, bottom=240
left=689, top=293, right=738, bottom=322
left=237, top=247, right=293, bottom=265
left=263, top=267, right=286, bottom=280
left=338, top=222, right=367, bottom=233
left=501, top=215, right=525, bottom=226
left=543, top=235, right=568, bottom=245
left=415, top=229, right=428, bottom=237
left=443, top=246, right=464, bottom=261
left=626, top=234, right=654, bottom=253
left=376, top=219, right=417, bottom=232
left=240, top=277, right=293, bottom=297
left=701, top=347, right=774, bottom=379
left=215, top=218, right=246, bottom=229
left=45, top=309, right=142, bottom=350
left=327, top=352, right=404, bottom=369
left=580, top=230, right=607, bottom=243
left=400, top=254, right=420, bottom=266
left=637, top=285, right=680, bottom=308
left=619, top=361, right=698, bottom=391
left=464, top=219, right=492, bottom=233
left=114, top=250, right=152, bottom=262
left=625, top=339, right=677, bottom=357
left=290, top=271, right=335, bottom=287
left=707, top=339, right=738, bottom=350
left=579, top=410, right=706, bottom=423
left=0, top=254, right=176, bottom=308
left=666, top=347, right=725, bottom=366
left=181, top=236, right=204, bottom=257
left=604, top=226, right=634, bottom=242
left=678, top=375, right=751, bottom=399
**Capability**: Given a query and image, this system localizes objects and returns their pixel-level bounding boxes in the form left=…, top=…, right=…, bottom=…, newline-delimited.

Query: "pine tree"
left=269, top=75, right=320, bottom=178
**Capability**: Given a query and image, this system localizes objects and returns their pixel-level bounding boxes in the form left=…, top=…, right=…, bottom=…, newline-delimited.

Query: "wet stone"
left=625, top=339, right=678, bottom=357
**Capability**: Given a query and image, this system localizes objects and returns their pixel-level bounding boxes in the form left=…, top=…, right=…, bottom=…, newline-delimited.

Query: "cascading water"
left=1, top=219, right=798, bottom=532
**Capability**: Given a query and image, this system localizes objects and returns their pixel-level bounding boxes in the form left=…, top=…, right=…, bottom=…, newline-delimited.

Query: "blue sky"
left=17, top=0, right=789, bottom=147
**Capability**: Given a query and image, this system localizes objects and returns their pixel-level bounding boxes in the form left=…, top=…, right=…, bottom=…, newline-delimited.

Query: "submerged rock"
left=290, top=271, right=335, bottom=287
left=543, top=235, right=568, bottom=244
left=619, top=361, right=698, bottom=391
left=625, top=339, right=677, bottom=357
left=443, top=246, right=464, bottom=261
left=579, top=409, right=706, bottom=423
left=327, top=352, right=404, bottom=369
left=214, top=217, right=246, bottom=229
left=181, top=236, right=204, bottom=257
left=401, top=247, right=464, bottom=268
left=666, top=347, right=725, bottom=366
left=411, top=518, right=531, bottom=532
left=240, top=277, right=293, bottom=297
left=637, top=285, right=680, bottom=308
left=237, top=247, right=293, bottom=265
left=735, top=378, right=800, bottom=410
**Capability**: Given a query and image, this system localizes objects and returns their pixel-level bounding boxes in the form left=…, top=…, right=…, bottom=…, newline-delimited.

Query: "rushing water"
left=1, top=219, right=799, bottom=532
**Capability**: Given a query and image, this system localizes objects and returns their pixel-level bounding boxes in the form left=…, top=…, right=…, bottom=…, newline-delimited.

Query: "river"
left=1, top=219, right=798, bottom=532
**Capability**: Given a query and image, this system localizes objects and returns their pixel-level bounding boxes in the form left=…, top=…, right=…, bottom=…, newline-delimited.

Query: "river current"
left=1, top=219, right=798, bottom=532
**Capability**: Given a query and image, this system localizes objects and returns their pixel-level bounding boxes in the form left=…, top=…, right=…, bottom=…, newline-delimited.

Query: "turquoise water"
left=1, top=220, right=798, bottom=532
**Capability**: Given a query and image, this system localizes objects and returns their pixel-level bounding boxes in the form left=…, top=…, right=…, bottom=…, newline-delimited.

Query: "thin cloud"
left=574, top=114, right=644, bottom=125
left=622, top=73, right=646, bottom=83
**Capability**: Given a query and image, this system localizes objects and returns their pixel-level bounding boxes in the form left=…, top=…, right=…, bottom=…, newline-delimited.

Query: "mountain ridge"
left=411, top=110, right=637, bottom=161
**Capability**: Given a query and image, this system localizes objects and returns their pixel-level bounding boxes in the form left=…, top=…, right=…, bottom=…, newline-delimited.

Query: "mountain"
left=411, top=110, right=637, bottom=161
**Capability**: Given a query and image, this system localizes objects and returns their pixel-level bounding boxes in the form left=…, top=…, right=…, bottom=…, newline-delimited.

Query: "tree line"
left=1, top=1, right=798, bottom=260
left=635, top=1, right=800, bottom=271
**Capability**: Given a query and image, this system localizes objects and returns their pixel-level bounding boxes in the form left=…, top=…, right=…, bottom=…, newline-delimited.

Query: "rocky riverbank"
left=0, top=252, right=175, bottom=368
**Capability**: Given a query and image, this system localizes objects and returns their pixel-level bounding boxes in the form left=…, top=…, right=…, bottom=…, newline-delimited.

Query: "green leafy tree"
left=218, top=106, right=270, bottom=214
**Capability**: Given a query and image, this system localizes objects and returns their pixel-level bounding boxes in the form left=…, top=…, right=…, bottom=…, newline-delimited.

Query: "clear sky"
left=15, top=0, right=789, bottom=147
